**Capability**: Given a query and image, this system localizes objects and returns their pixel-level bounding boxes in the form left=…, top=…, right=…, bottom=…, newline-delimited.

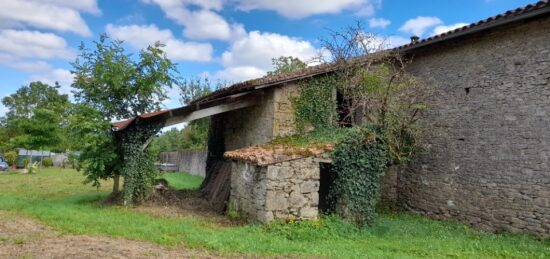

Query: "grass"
left=267, top=127, right=351, bottom=148
left=0, top=168, right=548, bottom=258
left=157, top=172, right=204, bottom=190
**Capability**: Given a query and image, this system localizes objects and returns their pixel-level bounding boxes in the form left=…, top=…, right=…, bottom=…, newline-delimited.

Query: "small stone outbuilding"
left=225, top=145, right=331, bottom=222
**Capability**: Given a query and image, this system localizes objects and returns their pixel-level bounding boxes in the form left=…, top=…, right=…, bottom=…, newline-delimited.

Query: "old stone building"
left=113, top=1, right=550, bottom=236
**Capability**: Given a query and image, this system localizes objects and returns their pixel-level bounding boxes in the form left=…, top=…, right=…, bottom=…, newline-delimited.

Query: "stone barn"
left=113, top=1, right=550, bottom=236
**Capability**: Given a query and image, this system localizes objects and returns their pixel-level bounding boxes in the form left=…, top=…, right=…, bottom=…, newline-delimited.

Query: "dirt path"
left=0, top=212, right=224, bottom=259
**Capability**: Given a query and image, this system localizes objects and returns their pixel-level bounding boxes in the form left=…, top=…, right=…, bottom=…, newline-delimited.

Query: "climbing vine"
left=291, top=75, right=339, bottom=132
left=120, top=123, right=162, bottom=205
left=329, top=125, right=389, bottom=226
left=289, top=60, right=431, bottom=226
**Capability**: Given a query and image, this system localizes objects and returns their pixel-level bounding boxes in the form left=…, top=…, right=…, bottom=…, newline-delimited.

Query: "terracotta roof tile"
left=224, top=144, right=333, bottom=166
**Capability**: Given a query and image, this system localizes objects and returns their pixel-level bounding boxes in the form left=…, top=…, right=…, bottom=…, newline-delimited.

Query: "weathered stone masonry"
left=215, top=10, right=550, bottom=236
left=229, top=158, right=321, bottom=223
left=402, top=16, right=550, bottom=235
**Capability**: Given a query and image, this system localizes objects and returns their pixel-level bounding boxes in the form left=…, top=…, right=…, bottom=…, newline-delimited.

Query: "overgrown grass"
left=268, top=127, right=351, bottom=148
left=0, top=168, right=548, bottom=258
left=157, top=172, right=204, bottom=190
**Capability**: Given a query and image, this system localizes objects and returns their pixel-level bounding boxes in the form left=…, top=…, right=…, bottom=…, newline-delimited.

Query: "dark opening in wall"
left=337, top=91, right=353, bottom=127
left=319, top=162, right=336, bottom=214
left=464, top=87, right=470, bottom=95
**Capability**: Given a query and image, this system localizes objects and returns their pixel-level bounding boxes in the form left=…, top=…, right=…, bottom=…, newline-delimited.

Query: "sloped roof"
left=112, top=0, right=550, bottom=130
left=190, top=0, right=549, bottom=106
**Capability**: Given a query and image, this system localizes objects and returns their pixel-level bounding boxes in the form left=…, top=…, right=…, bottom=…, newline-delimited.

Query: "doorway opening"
left=318, top=162, right=336, bottom=214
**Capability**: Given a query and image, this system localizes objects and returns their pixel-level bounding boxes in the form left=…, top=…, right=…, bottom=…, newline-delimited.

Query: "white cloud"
left=29, top=68, right=74, bottom=95
left=399, top=16, right=442, bottom=37
left=0, top=0, right=95, bottom=36
left=384, top=36, right=410, bottom=48
left=0, top=30, right=74, bottom=60
left=34, top=0, right=100, bottom=14
left=234, top=0, right=380, bottom=19
left=216, top=31, right=320, bottom=81
left=143, top=0, right=245, bottom=41
left=106, top=24, right=213, bottom=62
left=142, top=0, right=224, bottom=11
left=368, top=18, right=391, bottom=29
left=431, top=23, right=468, bottom=36
left=216, top=66, right=266, bottom=82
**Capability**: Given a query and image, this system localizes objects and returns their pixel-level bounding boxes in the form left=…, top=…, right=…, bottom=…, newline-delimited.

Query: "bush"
left=329, top=125, right=389, bottom=226
left=42, top=157, right=53, bottom=167
left=3, top=151, right=17, bottom=166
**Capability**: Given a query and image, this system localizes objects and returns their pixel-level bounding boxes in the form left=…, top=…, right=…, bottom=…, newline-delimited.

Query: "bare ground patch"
left=0, top=211, right=225, bottom=259
left=134, top=185, right=245, bottom=227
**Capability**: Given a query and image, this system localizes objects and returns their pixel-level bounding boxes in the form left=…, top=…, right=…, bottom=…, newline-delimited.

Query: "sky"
left=0, top=0, right=537, bottom=116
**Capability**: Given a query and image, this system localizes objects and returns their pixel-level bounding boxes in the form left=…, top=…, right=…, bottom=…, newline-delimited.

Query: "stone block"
left=301, top=181, right=318, bottom=194
left=289, top=192, right=307, bottom=208
left=300, top=207, right=318, bottom=218
left=265, top=191, right=288, bottom=211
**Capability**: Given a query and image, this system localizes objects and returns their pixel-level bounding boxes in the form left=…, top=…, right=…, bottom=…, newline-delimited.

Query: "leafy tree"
left=14, top=108, right=61, bottom=170
left=1, top=82, right=71, bottom=152
left=2, top=81, right=69, bottom=119
left=70, top=103, right=120, bottom=189
left=72, top=34, right=179, bottom=120
left=72, top=34, right=181, bottom=201
left=267, top=56, right=307, bottom=76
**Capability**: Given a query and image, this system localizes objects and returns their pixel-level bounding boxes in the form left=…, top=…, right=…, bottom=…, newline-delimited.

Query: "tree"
left=267, top=56, right=307, bottom=76
left=72, top=34, right=181, bottom=202
left=14, top=108, right=61, bottom=170
left=2, top=81, right=69, bottom=120
left=1, top=82, right=71, bottom=152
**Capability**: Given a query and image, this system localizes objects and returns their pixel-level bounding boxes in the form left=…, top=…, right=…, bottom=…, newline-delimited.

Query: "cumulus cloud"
left=216, top=31, right=320, bottom=81
left=0, top=30, right=74, bottom=60
left=0, top=0, right=96, bottom=36
left=29, top=68, right=75, bottom=94
left=234, top=0, right=380, bottom=19
left=106, top=24, right=213, bottom=62
left=143, top=0, right=245, bottom=41
left=399, top=16, right=442, bottom=37
left=431, top=23, right=468, bottom=36
left=368, top=17, right=391, bottom=29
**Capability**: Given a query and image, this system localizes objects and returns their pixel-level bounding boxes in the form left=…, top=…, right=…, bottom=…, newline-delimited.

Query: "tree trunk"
left=112, top=175, right=120, bottom=194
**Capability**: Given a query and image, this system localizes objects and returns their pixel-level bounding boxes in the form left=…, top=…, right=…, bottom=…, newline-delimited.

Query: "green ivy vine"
left=329, top=125, right=389, bottom=226
left=120, top=123, right=162, bottom=205
left=291, top=75, right=339, bottom=132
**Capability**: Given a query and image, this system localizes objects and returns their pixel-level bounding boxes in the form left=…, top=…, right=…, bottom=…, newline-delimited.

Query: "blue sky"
left=0, top=0, right=536, bottom=115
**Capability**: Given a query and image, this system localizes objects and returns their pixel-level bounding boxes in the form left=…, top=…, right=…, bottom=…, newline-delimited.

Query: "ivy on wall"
left=291, top=75, right=339, bottom=132
left=288, top=60, right=430, bottom=226
left=329, top=125, right=389, bottom=226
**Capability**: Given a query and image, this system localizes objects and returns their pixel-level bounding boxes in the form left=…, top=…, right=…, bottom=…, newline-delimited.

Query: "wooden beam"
left=162, top=91, right=263, bottom=128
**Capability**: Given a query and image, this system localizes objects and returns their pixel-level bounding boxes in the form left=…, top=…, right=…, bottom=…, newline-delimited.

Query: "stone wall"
left=160, top=149, right=207, bottom=177
left=223, top=89, right=275, bottom=151
left=401, top=16, right=550, bottom=236
left=229, top=158, right=321, bottom=223
left=273, top=83, right=300, bottom=137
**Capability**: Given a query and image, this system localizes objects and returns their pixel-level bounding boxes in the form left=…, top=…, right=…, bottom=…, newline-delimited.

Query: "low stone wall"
left=229, top=158, right=321, bottom=223
left=160, top=149, right=207, bottom=177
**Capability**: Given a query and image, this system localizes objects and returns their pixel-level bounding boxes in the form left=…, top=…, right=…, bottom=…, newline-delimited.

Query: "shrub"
left=3, top=151, right=17, bottom=166
left=42, top=157, right=53, bottom=167
left=329, top=125, right=389, bottom=226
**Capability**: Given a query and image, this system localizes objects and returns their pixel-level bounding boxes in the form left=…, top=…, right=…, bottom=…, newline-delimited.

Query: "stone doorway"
left=318, top=162, right=336, bottom=214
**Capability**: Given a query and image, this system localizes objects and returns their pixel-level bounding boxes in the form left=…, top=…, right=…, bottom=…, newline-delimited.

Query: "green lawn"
left=157, top=172, right=204, bottom=190
left=0, top=168, right=548, bottom=258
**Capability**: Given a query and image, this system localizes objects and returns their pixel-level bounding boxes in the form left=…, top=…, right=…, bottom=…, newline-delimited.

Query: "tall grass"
left=0, top=168, right=548, bottom=258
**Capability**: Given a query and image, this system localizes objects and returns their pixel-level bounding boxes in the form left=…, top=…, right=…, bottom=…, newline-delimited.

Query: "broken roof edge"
left=224, top=144, right=334, bottom=167
left=112, top=0, right=550, bottom=132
